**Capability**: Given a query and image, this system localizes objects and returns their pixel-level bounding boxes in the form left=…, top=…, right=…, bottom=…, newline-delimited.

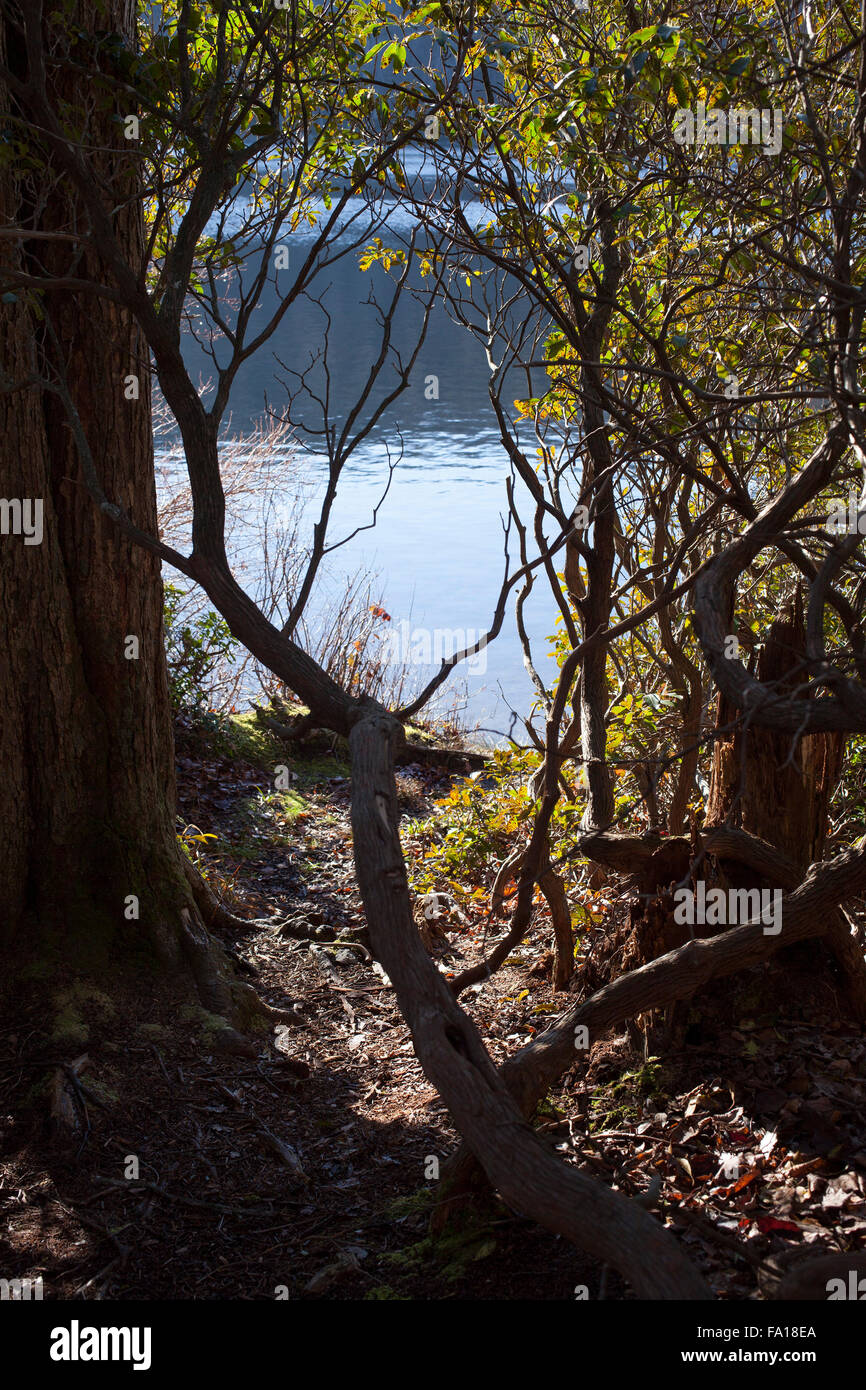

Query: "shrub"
left=163, top=582, right=237, bottom=714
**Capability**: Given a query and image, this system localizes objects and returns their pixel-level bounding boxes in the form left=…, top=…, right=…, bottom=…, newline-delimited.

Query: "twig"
left=92, top=1177, right=303, bottom=1217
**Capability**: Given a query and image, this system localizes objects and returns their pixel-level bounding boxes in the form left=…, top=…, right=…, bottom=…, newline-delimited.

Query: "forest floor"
left=3, top=713, right=866, bottom=1301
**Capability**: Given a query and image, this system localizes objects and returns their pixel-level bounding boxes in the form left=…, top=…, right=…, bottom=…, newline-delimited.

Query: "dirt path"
left=2, top=724, right=865, bottom=1300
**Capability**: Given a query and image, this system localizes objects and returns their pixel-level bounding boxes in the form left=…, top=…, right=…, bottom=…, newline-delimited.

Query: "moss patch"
left=223, top=711, right=287, bottom=765
left=379, top=1190, right=498, bottom=1286
left=50, top=983, right=117, bottom=1047
left=135, top=1022, right=173, bottom=1044
left=588, top=1057, right=667, bottom=1132
left=179, top=1004, right=234, bottom=1039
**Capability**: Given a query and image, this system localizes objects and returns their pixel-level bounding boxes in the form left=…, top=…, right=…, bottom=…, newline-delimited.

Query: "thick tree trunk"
left=0, top=1, right=247, bottom=1027
left=703, top=609, right=865, bottom=1010
left=706, top=613, right=844, bottom=866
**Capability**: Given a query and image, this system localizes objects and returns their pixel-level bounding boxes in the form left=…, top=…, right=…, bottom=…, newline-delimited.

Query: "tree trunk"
left=350, top=710, right=710, bottom=1298
left=706, top=613, right=843, bottom=867
left=667, top=675, right=703, bottom=835
left=704, top=606, right=864, bottom=1012
left=0, top=1, right=247, bottom=1028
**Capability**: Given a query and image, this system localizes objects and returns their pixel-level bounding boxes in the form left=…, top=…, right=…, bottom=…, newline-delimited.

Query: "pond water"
left=168, top=175, right=563, bottom=738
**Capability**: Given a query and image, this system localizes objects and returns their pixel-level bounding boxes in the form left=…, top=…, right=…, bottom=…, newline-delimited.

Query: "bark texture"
left=706, top=612, right=844, bottom=867
left=704, top=609, right=864, bottom=1011
left=0, top=3, right=244, bottom=1021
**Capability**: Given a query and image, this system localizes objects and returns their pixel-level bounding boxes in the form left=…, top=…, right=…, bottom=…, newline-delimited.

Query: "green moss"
left=237, top=788, right=307, bottom=826
left=193, top=704, right=358, bottom=789
left=84, top=1077, right=120, bottom=1105
left=294, top=753, right=351, bottom=786
left=207, top=785, right=310, bottom=860
left=385, top=1188, right=435, bottom=1220
left=180, top=1004, right=233, bottom=1036
left=223, top=711, right=288, bottom=764
left=135, top=1022, right=172, bottom=1043
left=363, top=1286, right=411, bottom=1301
left=379, top=1191, right=497, bottom=1286
left=404, top=723, right=436, bottom=744
left=51, top=1004, right=89, bottom=1047
left=382, top=1225, right=497, bottom=1283
left=50, top=982, right=117, bottom=1046
left=589, top=1057, right=667, bottom=1132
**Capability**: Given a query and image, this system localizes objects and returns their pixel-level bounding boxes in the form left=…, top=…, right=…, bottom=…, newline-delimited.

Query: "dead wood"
left=767, top=1249, right=866, bottom=1300
left=439, top=836, right=866, bottom=1207
left=574, top=827, right=866, bottom=1018
left=348, top=708, right=710, bottom=1299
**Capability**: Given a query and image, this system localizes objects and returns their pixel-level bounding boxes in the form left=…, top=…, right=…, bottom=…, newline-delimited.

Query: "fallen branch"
left=574, top=826, right=866, bottom=1018
left=180, top=858, right=305, bottom=1027
left=348, top=708, right=710, bottom=1299
left=440, top=836, right=866, bottom=1204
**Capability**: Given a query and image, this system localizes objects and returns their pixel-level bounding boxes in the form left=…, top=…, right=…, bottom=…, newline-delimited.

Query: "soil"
left=2, top=720, right=865, bottom=1301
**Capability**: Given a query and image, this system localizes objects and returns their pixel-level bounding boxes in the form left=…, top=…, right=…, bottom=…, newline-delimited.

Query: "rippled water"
left=164, top=170, right=562, bottom=735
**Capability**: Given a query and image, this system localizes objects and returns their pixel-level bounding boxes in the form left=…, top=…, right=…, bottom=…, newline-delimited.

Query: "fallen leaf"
left=755, top=1215, right=800, bottom=1233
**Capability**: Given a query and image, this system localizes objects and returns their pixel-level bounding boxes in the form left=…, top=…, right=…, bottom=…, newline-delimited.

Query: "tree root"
left=437, top=835, right=866, bottom=1219
left=348, top=709, right=711, bottom=1299
left=178, top=863, right=304, bottom=1040
left=181, top=853, right=271, bottom=935
left=574, top=826, right=866, bottom=1020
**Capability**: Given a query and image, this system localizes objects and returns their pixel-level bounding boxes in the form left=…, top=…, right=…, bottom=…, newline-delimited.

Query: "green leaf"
left=381, top=41, right=407, bottom=73
left=672, top=71, right=690, bottom=106
left=364, top=39, right=390, bottom=62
